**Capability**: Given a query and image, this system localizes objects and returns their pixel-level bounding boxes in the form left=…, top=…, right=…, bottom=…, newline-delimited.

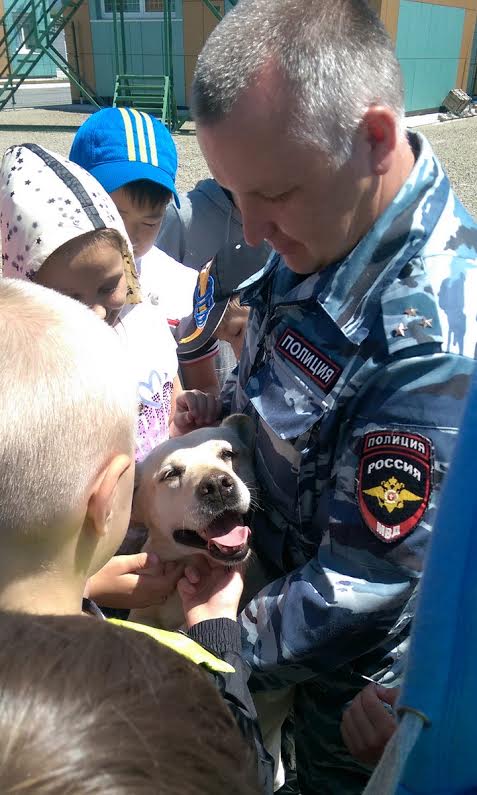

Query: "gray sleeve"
left=156, top=202, right=188, bottom=264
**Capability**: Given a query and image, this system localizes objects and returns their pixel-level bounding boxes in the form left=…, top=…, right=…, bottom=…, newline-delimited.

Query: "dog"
left=129, top=414, right=257, bottom=630
left=130, top=412, right=291, bottom=791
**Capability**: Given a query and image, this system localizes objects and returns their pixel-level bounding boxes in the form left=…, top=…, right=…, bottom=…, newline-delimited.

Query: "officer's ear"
left=361, top=106, right=398, bottom=177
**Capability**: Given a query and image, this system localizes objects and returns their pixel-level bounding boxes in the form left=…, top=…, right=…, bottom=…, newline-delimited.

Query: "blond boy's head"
left=0, top=279, right=137, bottom=591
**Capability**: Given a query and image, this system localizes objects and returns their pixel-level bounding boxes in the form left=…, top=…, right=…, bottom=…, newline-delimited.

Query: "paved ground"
left=412, top=116, right=477, bottom=218
left=0, top=109, right=210, bottom=193
left=0, top=106, right=475, bottom=213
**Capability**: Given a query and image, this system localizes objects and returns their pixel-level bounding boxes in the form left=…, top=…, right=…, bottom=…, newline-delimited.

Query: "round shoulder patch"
left=357, top=430, right=433, bottom=543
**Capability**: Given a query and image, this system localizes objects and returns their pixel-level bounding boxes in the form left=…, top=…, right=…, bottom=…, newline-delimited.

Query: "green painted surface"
left=91, top=13, right=185, bottom=105
left=4, top=0, right=57, bottom=79
left=397, top=0, right=465, bottom=111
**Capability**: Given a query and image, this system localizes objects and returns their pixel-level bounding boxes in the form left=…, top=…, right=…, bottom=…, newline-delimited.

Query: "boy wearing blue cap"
left=70, top=108, right=219, bottom=393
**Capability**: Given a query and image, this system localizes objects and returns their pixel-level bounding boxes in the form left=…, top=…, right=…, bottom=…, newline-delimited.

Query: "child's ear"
left=87, top=454, right=133, bottom=537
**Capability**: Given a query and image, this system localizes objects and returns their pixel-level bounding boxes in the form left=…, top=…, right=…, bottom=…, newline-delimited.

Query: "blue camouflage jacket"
left=227, top=132, right=477, bottom=689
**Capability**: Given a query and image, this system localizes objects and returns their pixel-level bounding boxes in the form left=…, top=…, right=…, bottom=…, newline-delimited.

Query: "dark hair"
left=122, top=179, right=172, bottom=211
left=0, top=612, right=261, bottom=795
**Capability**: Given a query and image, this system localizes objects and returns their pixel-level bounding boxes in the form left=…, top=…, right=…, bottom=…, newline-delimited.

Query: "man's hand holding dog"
left=170, top=390, right=222, bottom=436
left=177, top=556, right=244, bottom=627
left=86, top=552, right=183, bottom=609
left=340, top=683, right=399, bottom=766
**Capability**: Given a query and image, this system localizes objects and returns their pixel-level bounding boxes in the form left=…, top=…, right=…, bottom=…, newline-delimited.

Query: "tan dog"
left=130, top=414, right=256, bottom=630
left=130, top=413, right=291, bottom=791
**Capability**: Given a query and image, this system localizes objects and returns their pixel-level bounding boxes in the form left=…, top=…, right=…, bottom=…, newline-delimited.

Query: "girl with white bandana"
left=0, top=143, right=179, bottom=463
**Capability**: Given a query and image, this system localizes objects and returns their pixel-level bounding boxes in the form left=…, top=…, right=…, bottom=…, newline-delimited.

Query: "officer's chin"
left=281, top=248, right=326, bottom=275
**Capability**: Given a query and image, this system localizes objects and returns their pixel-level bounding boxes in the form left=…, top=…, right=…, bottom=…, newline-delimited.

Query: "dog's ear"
left=221, top=413, right=255, bottom=449
left=130, top=461, right=144, bottom=526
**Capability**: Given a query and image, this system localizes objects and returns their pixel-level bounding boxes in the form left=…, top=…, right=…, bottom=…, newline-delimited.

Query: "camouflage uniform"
left=224, top=133, right=477, bottom=793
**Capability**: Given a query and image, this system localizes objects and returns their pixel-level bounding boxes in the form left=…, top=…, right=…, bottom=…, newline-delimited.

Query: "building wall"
left=90, top=20, right=185, bottom=103
left=64, top=0, right=96, bottom=101
left=70, top=0, right=224, bottom=105
left=68, top=0, right=477, bottom=113
left=379, top=0, right=477, bottom=110
left=397, top=0, right=466, bottom=111
left=2, top=0, right=57, bottom=78
left=467, top=7, right=477, bottom=91
left=0, top=0, right=9, bottom=75
left=183, top=0, right=222, bottom=104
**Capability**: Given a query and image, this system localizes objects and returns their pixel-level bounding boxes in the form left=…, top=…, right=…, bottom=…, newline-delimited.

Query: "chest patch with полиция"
left=276, top=327, right=342, bottom=394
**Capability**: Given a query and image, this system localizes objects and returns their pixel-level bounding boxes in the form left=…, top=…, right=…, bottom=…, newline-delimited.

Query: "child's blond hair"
left=0, top=279, right=137, bottom=538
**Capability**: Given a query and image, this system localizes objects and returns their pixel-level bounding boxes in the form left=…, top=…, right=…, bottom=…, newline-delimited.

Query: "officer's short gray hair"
left=192, top=0, right=405, bottom=167
left=0, top=279, right=137, bottom=538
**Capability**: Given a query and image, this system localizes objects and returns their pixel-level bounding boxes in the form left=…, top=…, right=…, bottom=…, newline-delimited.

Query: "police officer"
left=190, top=0, right=477, bottom=792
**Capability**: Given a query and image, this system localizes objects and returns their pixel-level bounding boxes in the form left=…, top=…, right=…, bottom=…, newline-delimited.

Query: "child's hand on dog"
left=170, top=390, right=222, bottom=436
left=86, top=553, right=183, bottom=609
left=177, top=556, right=244, bottom=627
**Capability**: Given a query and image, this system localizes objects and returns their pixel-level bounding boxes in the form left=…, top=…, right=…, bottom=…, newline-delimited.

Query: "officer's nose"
left=91, top=304, right=107, bottom=321
left=240, top=197, right=275, bottom=248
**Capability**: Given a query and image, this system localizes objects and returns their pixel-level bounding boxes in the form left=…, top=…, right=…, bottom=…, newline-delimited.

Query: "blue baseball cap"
left=70, top=107, right=180, bottom=207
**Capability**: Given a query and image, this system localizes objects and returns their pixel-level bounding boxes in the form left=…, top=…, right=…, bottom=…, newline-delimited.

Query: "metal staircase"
left=113, top=74, right=171, bottom=125
left=0, top=0, right=101, bottom=111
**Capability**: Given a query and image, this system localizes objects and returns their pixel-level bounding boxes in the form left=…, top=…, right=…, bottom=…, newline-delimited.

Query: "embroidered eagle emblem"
left=363, top=477, right=421, bottom=514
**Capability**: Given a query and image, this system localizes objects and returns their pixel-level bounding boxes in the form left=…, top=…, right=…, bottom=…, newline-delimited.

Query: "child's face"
left=111, top=188, right=165, bottom=259
left=35, top=238, right=127, bottom=326
left=215, top=305, right=250, bottom=360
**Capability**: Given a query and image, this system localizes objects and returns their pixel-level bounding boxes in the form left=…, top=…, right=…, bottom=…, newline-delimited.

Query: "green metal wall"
left=396, top=0, right=465, bottom=111
left=90, top=0, right=186, bottom=104
left=4, top=0, right=57, bottom=78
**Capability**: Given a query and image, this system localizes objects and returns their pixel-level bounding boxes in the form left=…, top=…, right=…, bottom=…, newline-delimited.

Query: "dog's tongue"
left=207, top=514, right=251, bottom=548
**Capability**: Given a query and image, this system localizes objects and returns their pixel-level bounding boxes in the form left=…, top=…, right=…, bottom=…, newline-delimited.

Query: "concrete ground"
left=0, top=109, right=210, bottom=193
left=412, top=116, right=477, bottom=218
left=0, top=106, right=475, bottom=214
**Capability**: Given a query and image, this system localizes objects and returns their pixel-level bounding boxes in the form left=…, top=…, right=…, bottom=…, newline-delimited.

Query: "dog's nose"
left=197, top=472, right=235, bottom=499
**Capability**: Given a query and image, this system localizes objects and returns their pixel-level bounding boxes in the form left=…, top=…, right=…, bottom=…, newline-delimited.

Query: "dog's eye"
left=160, top=467, right=182, bottom=482
left=220, top=449, right=236, bottom=462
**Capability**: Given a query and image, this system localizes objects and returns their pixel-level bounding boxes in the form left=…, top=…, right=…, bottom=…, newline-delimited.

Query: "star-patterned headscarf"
left=0, top=143, right=141, bottom=304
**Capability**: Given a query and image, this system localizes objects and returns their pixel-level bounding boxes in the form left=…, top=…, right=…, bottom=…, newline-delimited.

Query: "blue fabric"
left=396, top=365, right=477, bottom=792
left=70, top=107, right=179, bottom=206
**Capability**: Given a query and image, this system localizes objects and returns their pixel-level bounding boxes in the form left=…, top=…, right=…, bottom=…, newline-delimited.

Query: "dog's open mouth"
left=173, top=511, right=251, bottom=563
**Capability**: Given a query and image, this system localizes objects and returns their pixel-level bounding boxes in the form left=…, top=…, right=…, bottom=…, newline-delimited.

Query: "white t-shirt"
left=135, top=246, right=219, bottom=365
left=117, top=301, right=178, bottom=463
left=135, top=246, right=198, bottom=325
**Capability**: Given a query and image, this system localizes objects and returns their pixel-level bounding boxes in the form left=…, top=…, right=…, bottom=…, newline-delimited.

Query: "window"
left=102, top=0, right=176, bottom=17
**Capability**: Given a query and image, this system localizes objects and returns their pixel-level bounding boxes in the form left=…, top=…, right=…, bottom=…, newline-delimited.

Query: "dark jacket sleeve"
left=188, top=618, right=274, bottom=795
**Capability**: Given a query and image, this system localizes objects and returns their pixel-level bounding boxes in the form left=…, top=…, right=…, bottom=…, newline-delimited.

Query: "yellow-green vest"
left=109, top=618, right=235, bottom=674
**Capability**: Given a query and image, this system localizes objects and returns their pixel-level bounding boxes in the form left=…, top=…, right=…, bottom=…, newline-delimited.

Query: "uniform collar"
left=241, top=133, right=450, bottom=344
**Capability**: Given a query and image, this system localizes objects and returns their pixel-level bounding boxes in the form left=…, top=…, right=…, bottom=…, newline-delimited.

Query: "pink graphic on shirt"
left=136, top=370, right=173, bottom=462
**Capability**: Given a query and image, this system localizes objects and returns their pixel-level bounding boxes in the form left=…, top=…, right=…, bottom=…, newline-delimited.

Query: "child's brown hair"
left=42, top=227, right=128, bottom=269
left=0, top=612, right=261, bottom=795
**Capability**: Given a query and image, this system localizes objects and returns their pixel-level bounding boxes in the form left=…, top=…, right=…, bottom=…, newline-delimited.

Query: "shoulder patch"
left=357, top=430, right=433, bottom=543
